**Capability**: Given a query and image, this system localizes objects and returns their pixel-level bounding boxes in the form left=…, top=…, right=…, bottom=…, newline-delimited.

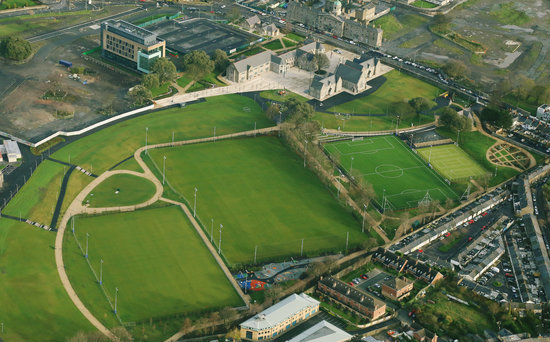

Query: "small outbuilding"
left=4, top=140, right=21, bottom=163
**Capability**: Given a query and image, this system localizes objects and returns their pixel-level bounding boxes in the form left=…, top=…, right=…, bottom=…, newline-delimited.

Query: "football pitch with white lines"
left=325, top=136, right=459, bottom=209
left=417, top=143, right=489, bottom=181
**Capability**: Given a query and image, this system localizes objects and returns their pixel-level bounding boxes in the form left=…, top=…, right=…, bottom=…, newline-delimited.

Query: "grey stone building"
left=309, top=57, right=381, bottom=100
left=225, top=41, right=325, bottom=82
left=287, top=0, right=387, bottom=47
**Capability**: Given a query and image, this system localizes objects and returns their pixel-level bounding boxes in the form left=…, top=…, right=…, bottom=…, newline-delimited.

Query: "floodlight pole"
left=395, top=115, right=399, bottom=134
left=214, top=126, right=216, bottom=141
left=193, top=187, right=198, bottom=217
left=345, top=231, right=349, bottom=252
left=254, top=245, right=257, bottom=264
left=428, top=145, right=433, bottom=163
left=85, top=233, right=89, bottom=258
left=218, top=224, right=223, bottom=254
left=362, top=203, right=367, bottom=233
left=172, top=131, right=175, bottom=146
left=99, top=259, right=103, bottom=285
left=382, top=189, right=386, bottom=213
left=211, top=218, right=214, bottom=242
left=162, top=156, right=166, bottom=185
left=301, top=238, right=304, bottom=256
left=304, top=140, right=308, bottom=168
left=72, top=216, right=75, bottom=234
left=350, top=156, right=354, bottom=174
left=145, top=127, right=149, bottom=154
left=114, top=287, right=118, bottom=314
left=457, top=130, right=460, bottom=147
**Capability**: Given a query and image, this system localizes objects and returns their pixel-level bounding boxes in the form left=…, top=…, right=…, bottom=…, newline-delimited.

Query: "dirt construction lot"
left=0, top=34, right=137, bottom=142
left=384, top=0, right=550, bottom=86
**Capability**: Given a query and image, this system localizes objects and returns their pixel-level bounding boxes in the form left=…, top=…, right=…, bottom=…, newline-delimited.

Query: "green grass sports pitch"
left=324, top=136, right=459, bottom=209
left=84, top=174, right=156, bottom=208
left=147, top=136, right=376, bottom=265
left=417, top=144, right=489, bottom=181
left=64, top=206, right=243, bottom=323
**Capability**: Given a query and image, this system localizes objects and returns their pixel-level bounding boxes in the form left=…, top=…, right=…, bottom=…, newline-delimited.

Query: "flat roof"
left=4, top=140, right=21, bottom=156
left=102, top=19, right=159, bottom=46
left=287, top=320, right=352, bottom=342
left=240, top=293, right=319, bottom=331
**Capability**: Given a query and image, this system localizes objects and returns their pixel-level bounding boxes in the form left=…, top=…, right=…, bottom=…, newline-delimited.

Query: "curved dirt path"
left=55, top=127, right=278, bottom=340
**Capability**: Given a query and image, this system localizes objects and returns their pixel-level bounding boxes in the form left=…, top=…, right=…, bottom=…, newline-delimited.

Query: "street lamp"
left=162, top=156, right=166, bottom=185
left=114, top=287, right=119, bottom=314
left=303, top=140, right=308, bottom=168
left=99, top=259, right=103, bottom=285
left=193, top=187, right=198, bottom=218
left=218, top=224, right=223, bottom=254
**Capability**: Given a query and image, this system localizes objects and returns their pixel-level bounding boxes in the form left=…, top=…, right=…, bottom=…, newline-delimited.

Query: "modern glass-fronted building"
left=100, top=20, right=165, bottom=73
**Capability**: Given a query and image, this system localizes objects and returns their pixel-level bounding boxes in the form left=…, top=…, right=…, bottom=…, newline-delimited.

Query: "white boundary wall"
left=0, top=104, right=155, bottom=148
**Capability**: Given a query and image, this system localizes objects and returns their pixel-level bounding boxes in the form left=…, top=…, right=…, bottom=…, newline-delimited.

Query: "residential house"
left=318, top=276, right=386, bottom=320
left=381, top=277, right=414, bottom=301
left=243, top=15, right=261, bottom=31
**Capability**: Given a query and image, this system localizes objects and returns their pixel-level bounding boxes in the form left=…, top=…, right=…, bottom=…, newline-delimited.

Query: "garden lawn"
left=176, top=75, right=193, bottom=88
left=260, top=89, right=309, bottom=103
left=418, top=289, right=495, bottom=336
left=2, top=160, right=64, bottom=225
left=151, top=82, right=171, bottom=98
left=64, top=206, right=243, bottom=323
left=324, top=136, right=458, bottom=210
left=417, top=144, right=488, bottom=181
left=436, top=128, right=519, bottom=185
left=282, top=38, right=297, bottom=48
left=328, top=70, right=441, bottom=115
left=84, top=174, right=156, bottom=208
left=263, top=39, right=283, bottom=50
left=412, top=0, right=438, bottom=8
left=0, top=218, right=93, bottom=341
left=147, top=137, right=374, bottom=265
left=285, top=33, right=306, bottom=42
left=51, top=94, right=273, bottom=174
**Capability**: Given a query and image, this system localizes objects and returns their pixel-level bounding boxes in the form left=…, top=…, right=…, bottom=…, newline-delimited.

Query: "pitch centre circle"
left=375, top=164, right=404, bottom=178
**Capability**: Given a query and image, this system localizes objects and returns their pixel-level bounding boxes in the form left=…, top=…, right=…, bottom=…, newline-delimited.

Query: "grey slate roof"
left=245, top=15, right=261, bottom=27
left=335, top=63, right=363, bottom=83
left=232, top=50, right=273, bottom=73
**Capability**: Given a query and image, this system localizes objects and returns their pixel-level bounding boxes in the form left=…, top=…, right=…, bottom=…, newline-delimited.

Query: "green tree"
left=142, top=73, right=160, bottom=90
left=431, top=14, right=451, bottom=33
left=297, top=54, right=316, bottom=72
left=182, top=50, right=215, bottom=81
left=266, top=103, right=281, bottom=121
left=391, top=101, right=415, bottom=117
left=283, top=98, right=314, bottom=123
left=1, top=36, right=32, bottom=61
left=128, top=85, right=152, bottom=105
left=212, top=49, right=230, bottom=73
left=150, top=57, right=177, bottom=84
left=438, top=107, right=471, bottom=132
left=314, top=52, right=329, bottom=71
left=409, top=97, right=431, bottom=114
left=513, top=75, right=535, bottom=100
left=480, top=105, right=513, bottom=129
left=443, top=60, right=468, bottom=79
